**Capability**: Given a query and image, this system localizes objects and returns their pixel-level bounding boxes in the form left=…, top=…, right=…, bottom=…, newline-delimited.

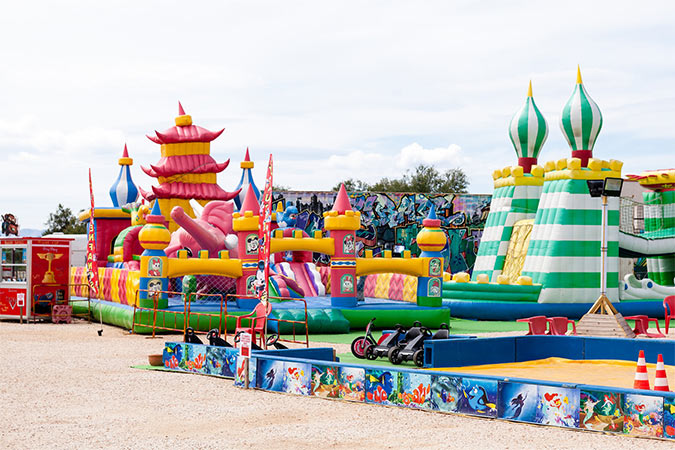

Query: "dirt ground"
left=1, top=321, right=673, bottom=449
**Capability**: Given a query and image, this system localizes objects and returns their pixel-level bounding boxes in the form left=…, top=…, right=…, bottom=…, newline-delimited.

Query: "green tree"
left=333, top=164, right=469, bottom=193
left=43, top=204, right=86, bottom=235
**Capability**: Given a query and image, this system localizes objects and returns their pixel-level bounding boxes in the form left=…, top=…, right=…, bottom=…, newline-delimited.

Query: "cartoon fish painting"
left=368, top=372, right=393, bottom=391
left=465, top=385, right=496, bottom=413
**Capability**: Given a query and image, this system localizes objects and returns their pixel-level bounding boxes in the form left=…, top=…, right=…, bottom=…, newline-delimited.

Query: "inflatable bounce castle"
left=71, top=103, right=451, bottom=333
left=444, top=68, right=675, bottom=319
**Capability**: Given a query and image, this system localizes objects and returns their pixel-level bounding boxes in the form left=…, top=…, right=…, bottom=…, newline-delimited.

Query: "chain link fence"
left=170, top=275, right=237, bottom=304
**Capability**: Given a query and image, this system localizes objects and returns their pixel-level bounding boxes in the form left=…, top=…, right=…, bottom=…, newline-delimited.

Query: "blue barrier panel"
left=515, top=336, right=585, bottom=362
left=253, top=347, right=337, bottom=362
left=161, top=341, right=675, bottom=440
left=425, top=337, right=516, bottom=367
left=584, top=337, right=675, bottom=365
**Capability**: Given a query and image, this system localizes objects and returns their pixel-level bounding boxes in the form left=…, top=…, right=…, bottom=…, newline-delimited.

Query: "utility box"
left=0, top=237, right=72, bottom=319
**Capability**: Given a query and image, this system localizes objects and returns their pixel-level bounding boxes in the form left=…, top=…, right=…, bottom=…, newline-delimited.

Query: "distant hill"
left=18, top=228, right=44, bottom=237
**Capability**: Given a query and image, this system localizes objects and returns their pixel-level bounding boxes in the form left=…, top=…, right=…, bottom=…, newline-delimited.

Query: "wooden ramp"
left=576, top=294, right=636, bottom=338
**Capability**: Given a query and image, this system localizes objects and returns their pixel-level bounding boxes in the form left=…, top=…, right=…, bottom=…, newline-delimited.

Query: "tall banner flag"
left=257, top=155, right=273, bottom=304
left=86, top=169, right=100, bottom=298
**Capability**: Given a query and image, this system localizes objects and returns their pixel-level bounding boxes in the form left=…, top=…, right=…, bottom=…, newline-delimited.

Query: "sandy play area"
left=432, top=357, right=675, bottom=390
left=2, top=320, right=673, bottom=449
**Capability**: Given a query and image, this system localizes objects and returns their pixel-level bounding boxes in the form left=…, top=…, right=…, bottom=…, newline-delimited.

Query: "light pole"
left=576, top=177, right=634, bottom=337
left=587, top=177, right=623, bottom=302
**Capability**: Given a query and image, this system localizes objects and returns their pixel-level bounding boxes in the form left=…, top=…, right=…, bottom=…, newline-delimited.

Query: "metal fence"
left=31, top=283, right=91, bottom=323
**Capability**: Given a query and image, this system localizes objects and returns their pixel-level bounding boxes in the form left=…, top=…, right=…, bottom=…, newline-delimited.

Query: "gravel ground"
left=1, top=321, right=672, bottom=449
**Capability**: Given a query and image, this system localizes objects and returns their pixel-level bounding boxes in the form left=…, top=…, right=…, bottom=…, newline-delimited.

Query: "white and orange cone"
left=633, top=350, right=650, bottom=390
left=654, top=353, right=670, bottom=392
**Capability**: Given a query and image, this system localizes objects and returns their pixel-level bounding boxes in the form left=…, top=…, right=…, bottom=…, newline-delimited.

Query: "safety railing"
left=31, top=283, right=91, bottom=323
left=226, top=293, right=309, bottom=349
left=267, top=295, right=309, bottom=348
left=185, top=292, right=229, bottom=340
left=131, top=289, right=187, bottom=338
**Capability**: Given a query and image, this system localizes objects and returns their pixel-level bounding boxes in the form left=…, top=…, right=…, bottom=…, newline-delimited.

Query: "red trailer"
left=0, top=237, right=72, bottom=320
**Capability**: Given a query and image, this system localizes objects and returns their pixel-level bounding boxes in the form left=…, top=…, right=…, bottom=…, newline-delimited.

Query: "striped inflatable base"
left=444, top=298, right=665, bottom=321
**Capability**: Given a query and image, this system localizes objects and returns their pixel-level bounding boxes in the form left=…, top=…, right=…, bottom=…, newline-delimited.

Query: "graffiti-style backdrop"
left=273, top=191, right=491, bottom=274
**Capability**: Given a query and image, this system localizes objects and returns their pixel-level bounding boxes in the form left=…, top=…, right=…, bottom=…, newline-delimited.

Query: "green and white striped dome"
left=508, top=81, right=548, bottom=160
left=560, top=67, right=603, bottom=151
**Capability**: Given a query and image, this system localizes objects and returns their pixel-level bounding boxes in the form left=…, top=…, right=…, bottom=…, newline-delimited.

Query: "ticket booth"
left=0, top=237, right=72, bottom=320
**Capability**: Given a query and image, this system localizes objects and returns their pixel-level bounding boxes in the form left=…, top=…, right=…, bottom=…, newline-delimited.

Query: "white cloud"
left=397, top=143, right=465, bottom=170
left=2, top=0, right=675, bottom=227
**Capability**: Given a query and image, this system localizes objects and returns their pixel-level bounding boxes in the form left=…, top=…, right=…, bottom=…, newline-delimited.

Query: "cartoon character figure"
left=253, top=261, right=267, bottom=301
left=245, top=275, right=256, bottom=295
left=1, top=213, right=19, bottom=236
left=428, top=278, right=441, bottom=297
left=464, top=385, right=496, bottom=413
left=148, top=256, right=163, bottom=276
left=278, top=205, right=298, bottom=228
left=147, top=278, right=162, bottom=293
left=429, top=258, right=442, bottom=276
left=539, top=392, right=573, bottom=426
left=341, top=274, right=354, bottom=294
left=582, top=396, right=599, bottom=426
left=245, top=234, right=259, bottom=255
left=265, top=368, right=276, bottom=390
left=508, top=392, right=528, bottom=419
left=343, top=234, right=355, bottom=254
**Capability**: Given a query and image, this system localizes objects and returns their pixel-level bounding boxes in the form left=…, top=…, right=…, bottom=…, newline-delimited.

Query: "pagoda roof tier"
left=141, top=155, right=231, bottom=178
left=147, top=125, right=224, bottom=145
left=139, top=183, right=241, bottom=202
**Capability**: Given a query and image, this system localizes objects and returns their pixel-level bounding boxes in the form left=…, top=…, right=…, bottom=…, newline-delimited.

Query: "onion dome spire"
left=417, top=204, right=446, bottom=254
left=559, top=66, right=603, bottom=167
left=234, top=147, right=261, bottom=211
left=508, top=81, right=548, bottom=173
left=109, top=144, right=139, bottom=207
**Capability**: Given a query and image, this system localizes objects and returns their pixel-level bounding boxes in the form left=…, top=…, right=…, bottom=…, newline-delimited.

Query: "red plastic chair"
left=546, top=317, right=576, bottom=336
left=516, top=316, right=548, bottom=335
left=625, top=315, right=666, bottom=338
left=665, top=296, right=675, bottom=334
left=235, top=301, right=273, bottom=349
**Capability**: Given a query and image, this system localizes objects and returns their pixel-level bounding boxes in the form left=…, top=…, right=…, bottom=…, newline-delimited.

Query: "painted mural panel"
left=498, top=382, right=538, bottom=423
left=163, top=342, right=184, bottom=370
left=430, top=375, right=462, bottom=412
left=275, top=191, right=490, bottom=274
left=256, top=359, right=285, bottom=392
left=365, top=369, right=398, bottom=406
left=183, top=344, right=207, bottom=374
left=234, top=356, right=257, bottom=388
left=283, top=361, right=311, bottom=395
left=338, top=366, right=365, bottom=402
left=396, top=372, right=432, bottom=409
left=204, top=346, right=237, bottom=378
left=535, top=386, right=579, bottom=428
left=664, top=397, right=675, bottom=439
left=623, top=393, right=663, bottom=437
left=579, top=390, right=624, bottom=433
left=311, top=364, right=340, bottom=398
left=457, top=377, right=498, bottom=417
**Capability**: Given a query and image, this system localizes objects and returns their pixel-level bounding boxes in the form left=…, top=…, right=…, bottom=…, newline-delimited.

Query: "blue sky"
left=1, top=1, right=674, bottom=228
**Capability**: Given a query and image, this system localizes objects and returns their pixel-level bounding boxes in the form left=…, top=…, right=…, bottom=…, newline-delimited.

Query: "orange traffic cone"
left=654, top=353, right=670, bottom=392
left=633, top=350, right=650, bottom=390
